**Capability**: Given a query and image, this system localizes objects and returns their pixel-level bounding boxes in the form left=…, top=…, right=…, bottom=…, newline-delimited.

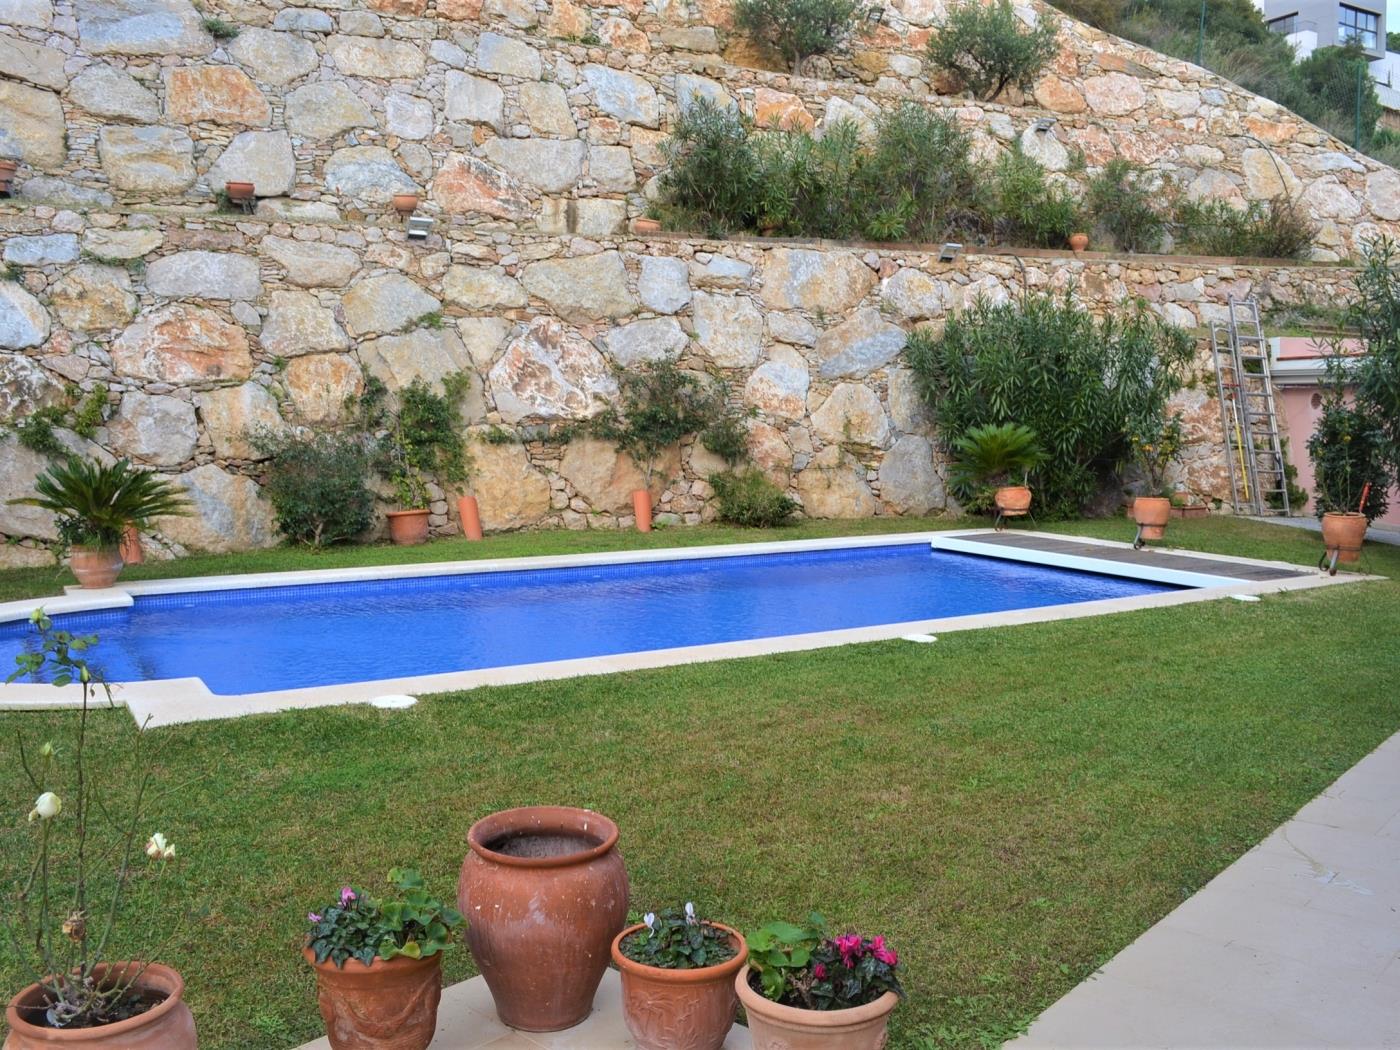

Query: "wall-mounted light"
left=938, top=242, right=963, bottom=263
left=405, top=215, right=433, bottom=241
left=865, top=5, right=884, bottom=23
left=1033, top=117, right=1056, bottom=133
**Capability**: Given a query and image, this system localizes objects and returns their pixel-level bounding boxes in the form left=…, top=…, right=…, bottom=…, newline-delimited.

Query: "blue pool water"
left=0, top=545, right=1178, bottom=695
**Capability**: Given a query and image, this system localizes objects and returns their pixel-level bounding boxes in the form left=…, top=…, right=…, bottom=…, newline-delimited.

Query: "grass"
left=1, top=516, right=1397, bottom=1048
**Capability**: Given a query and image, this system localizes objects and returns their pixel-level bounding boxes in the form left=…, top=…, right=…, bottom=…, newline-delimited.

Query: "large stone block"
left=476, top=32, right=541, bottom=78
left=156, top=464, right=276, bottom=552
left=98, top=125, right=195, bottom=193
left=878, top=435, right=942, bottom=514
left=0, top=282, right=50, bottom=350
left=692, top=291, right=763, bottom=368
left=340, top=274, right=440, bottom=336
left=603, top=317, right=688, bottom=366
left=488, top=317, right=617, bottom=421
left=638, top=256, right=691, bottom=314
left=165, top=66, right=270, bottom=126
left=520, top=251, right=638, bottom=323
left=259, top=291, right=350, bottom=357
left=881, top=268, right=948, bottom=321
left=795, top=444, right=876, bottom=518
left=760, top=249, right=876, bottom=313
left=0, top=0, right=52, bottom=29
left=198, top=382, right=282, bottom=460
left=558, top=437, right=679, bottom=511
left=886, top=366, right=931, bottom=434
left=68, top=64, right=160, bottom=122
left=0, top=37, right=67, bottom=91
left=674, top=73, right=732, bottom=114
left=457, top=317, right=511, bottom=368
left=3, top=235, right=78, bottom=266
left=228, top=28, right=319, bottom=86
left=385, top=93, right=434, bottom=140
left=753, top=87, right=813, bottom=131
left=109, top=390, right=198, bottom=467
left=0, top=82, right=67, bottom=168
left=443, top=266, right=527, bottom=310
left=482, top=138, right=585, bottom=193
left=18, top=178, right=114, bottom=210
left=285, top=82, right=374, bottom=139
left=146, top=251, right=263, bottom=301
left=284, top=353, right=363, bottom=424
left=431, top=153, right=530, bottom=219
left=445, top=72, right=503, bottom=125
left=0, top=353, right=62, bottom=419
left=328, top=35, right=426, bottom=78
left=468, top=435, right=551, bottom=530
left=519, top=82, right=576, bottom=137
left=359, top=329, right=475, bottom=391
left=111, top=304, right=253, bottom=382
left=49, top=264, right=137, bottom=332
left=82, top=228, right=163, bottom=261
left=1241, top=148, right=1300, bottom=201
left=588, top=144, right=635, bottom=190
left=1366, top=169, right=1400, bottom=222
left=1083, top=72, right=1146, bottom=115
left=583, top=65, right=659, bottom=126
left=743, top=346, right=808, bottom=420
left=325, top=145, right=417, bottom=202
left=77, top=0, right=212, bottom=57
left=814, top=308, right=906, bottom=379
left=811, top=382, right=891, bottom=448
left=260, top=236, right=360, bottom=288
left=206, top=130, right=296, bottom=197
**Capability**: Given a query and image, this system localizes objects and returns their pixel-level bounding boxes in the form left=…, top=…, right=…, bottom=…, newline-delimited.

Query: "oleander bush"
left=1172, top=196, right=1315, bottom=260
left=1346, top=237, right=1400, bottom=476
left=249, top=429, right=375, bottom=548
left=1084, top=159, right=1165, bottom=254
left=656, top=100, right=761, bottom=236
left=709, top=469, right=799, bottom=527
left=985, top=146, right=1081, bottom=249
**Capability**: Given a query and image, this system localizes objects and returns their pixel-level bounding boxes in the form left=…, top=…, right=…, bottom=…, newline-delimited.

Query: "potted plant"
left=4, top=611, right=197, bottom=1049
left=8, top=456, right=188, bottom=588
left=590, top=361, right=720, bottom=532
left=1307, top=392, right=1392, bottom=566
left=224, top=180, right=255, bottom=202
left=632, top=216, right=662, bottom=235
left=1127, top=411, right=1183, bottom=544
left=458, top=806, right=628, bottom=1031
left=949, top=422, right=1045, bottom=521
left=385, top=467, right=432, bottom=546
left=392, top=192, right=419, bottom=216
left=737, top=915, right=903, bottom=1050
left=303, top=869, right=463, bottom=1050
left=1068, top=231, right=1089, bottom=252
left=610, top=903, right=747, bottom=1050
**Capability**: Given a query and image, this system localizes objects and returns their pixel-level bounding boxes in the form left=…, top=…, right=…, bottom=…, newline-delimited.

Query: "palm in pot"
left=950, top=422, right=1045, bottom=522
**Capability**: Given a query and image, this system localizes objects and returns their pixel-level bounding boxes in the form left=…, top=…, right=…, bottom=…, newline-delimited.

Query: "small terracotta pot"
left=458, top=806, right=628, bottom=1032
left=0, top=158, right=17, bottom=194
left=1321, top=511, right=1367, bottom=564
left=994, top=485, right=1032, bottom=515
left=224, top=180, right=255, bottom=201
left=392, top=193, right=419, bottom=216
left=735, top=966, right=899, bottom=1050
left=611, top=923, right=747, bottom=1050
left=303, top=948, right=442, bottom=1050
left=632, top=217, right=662, bottom=234
left=457, top=494, right=483, bottom=541
left=5, top=963, right=197, bottom=1050
left=68, top=546, right=123, bottom=589
left=120, top=524, right=144, bottom=565
left=1132, top=496, right=1171, bottom=541
left=632, top=489, right=653, bottom=532
left=386, top=509, right=430, bottom=546
left=1069, top=232, right=1089, bottom=252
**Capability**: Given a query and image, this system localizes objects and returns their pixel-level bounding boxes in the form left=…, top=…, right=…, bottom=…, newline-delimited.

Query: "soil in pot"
left=303, top=949, right=442, bottom=1050
left=68, top=547, right=123, bottom=589
left=459, top=806, right=628, bottom=1032
left=5, top=963, right=197, bottom=1050
left=735, top=966, right=898, bottom=1050
left=612, top=924, right=746, bottom=1050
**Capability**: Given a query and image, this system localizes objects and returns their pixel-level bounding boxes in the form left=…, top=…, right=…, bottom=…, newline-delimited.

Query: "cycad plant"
left=950, top=422, right=1046, bottom=499
left=9, top=456, right=188, bottom=551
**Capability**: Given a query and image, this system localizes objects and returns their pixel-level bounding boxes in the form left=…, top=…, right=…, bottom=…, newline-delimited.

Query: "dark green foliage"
left=591, top=362, right=720, bottom=485
left=1085, top=159, right=1164, bottom=253
left=925, top=0, right=1061, bottom=101
left=200, top=15, right=240, bottom=38
left=1172, top=196, right=1315, bottom=259
left=950, top=422, right=1046, bottom=491
left=905, top=294, right=1195, bottom=517
left=854, top=103, right=983, bottom=242
left=751, top=120, right=866, bottom=239
left=1285, top=44, right=1379, bottom=146
left=306, top=870, right=463, bottom=968
left=1348, top=237, right=1400, bottom=474
left=1307, top=396, right=1392, bottom=519
left=1045, top=0, right=1119, bottom=29
left=656, top=100, right=760, bottom=236
left=708, top=468, right=798, bottom=526
left=249, top=429, right=374, bottom=548
left=365, top=372, right=472, bottom=510
left=619, top=906, right=739, bottom=970
left=987, top=146, right=1081, bottom=248
left=700, top=403, right=751, bottom=467
left=732, top=0, right=867, bottom=75
left=9, top=456, right=189, bottom=549
left=9, top=385, right=109, bottom=455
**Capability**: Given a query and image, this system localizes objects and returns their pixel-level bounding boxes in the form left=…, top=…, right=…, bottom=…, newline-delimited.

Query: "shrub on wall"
left=1348, top=237, right=1400, bottom=476
left=904, top=293, right=1195, bottom=517
left=1084, top=159, right=1165, bottom=254
left=656, top=100, right=760, bottom=236
left=709, top=469, right=799, bottom=526
left=249, top=429, right=375, bottom=547
left=1307, top=395, right=1392, bottom=520
left=732, top=0, right=868, bottom=75
left=856, top=103, right=983, bottom=242
left=986, top=146, right=1081, bottom=249
left=591, top=361, right=721, bottom=489
left=925, top=0, right=1061, bottom=102
left=1172, top=196, right=1314, bottom=259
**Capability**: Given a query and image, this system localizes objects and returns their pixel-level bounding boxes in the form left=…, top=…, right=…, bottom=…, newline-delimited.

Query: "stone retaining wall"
left=0, top=200, right=1357, bottom=562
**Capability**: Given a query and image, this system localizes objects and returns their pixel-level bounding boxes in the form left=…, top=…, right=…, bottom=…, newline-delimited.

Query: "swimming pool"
left=1, top=542, right=1178, bottom=696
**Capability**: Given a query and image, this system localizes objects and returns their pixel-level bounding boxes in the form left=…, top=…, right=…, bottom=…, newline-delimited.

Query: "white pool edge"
left=0, top=530, right=1377, bottom=727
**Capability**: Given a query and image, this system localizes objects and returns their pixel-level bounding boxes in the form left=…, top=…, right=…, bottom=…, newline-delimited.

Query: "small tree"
left=733, top=0, right=868, bottom=76
left=926, top=0, right=1061, bottom=102
left=1349, top=237, right=1400, bottom=475
left=1307, top=390, right=1392, bottom=521
left=249, top=429, right=375, bottom=547
left=591, top=362, right=720, bottom=490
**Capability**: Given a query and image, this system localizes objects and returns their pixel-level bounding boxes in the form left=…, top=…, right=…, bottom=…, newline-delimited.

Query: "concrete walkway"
left=1009, top=731, right=1400, bottom=1049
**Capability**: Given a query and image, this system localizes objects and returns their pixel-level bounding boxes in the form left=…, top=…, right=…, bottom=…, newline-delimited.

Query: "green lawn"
left=1, top=517, right=1396, bottom=1049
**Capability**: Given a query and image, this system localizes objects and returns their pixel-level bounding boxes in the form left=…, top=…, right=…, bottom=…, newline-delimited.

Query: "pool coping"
left=0, top=530, right=1379, bottom=727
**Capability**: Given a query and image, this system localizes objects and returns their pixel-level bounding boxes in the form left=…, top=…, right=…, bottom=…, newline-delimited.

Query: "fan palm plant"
left=950, top=423, right=1046, bottom=490
left=10, top=456, right=189, bottom=551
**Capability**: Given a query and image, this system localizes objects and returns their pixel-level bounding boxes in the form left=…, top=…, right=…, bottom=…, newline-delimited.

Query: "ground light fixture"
left=405, top=215, right=433, bottom=241
left=938, top=242, right=963, bottom=263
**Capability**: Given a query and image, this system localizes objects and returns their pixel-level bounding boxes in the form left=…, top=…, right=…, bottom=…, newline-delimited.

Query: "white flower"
left=28, top=792, right=61, bottom=822
left=685, top=902, right=697, bottom=925
left=643, top=912, right=656, bottom=931
left=145, top=832, right=175, bottom=861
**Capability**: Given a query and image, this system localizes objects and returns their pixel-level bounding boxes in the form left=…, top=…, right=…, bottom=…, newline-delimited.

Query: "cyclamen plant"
left=620, top=902, right=738, bottom=970
left=747, top=914, right=903, bottom=1011
left=306, top=869, right=464, bottom=967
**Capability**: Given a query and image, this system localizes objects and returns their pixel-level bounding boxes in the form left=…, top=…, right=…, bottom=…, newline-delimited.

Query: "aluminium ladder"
left=1210, top=296, right=1291, bottom=516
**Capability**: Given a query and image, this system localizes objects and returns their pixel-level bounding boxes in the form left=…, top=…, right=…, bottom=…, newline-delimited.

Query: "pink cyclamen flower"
left=871, top=935, right=897, bottom=966
left=308, top=912, right=322, bottom=923
left=340, top=887, right=356, bottom=906
left=813, top=963, right=827, bottom=979
left=834, top=933, right=863, bottom=965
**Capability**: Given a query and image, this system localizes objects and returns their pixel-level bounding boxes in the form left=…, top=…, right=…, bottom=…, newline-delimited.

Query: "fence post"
left=1196, top=0, right=1206, bottom=67
left=1356, top=61, right=1365, bottom=147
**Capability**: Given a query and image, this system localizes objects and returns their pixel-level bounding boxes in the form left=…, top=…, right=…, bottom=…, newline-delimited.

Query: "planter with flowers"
left=950, top=422, right=1046, bottom=528
left=736, top=915, right=902, bottom=1050
left=1127, top=411, right=1183, bottom=548
left=4, top=611, right=196, bottom=1049
left=303, top=869, right=463, bottom=1050
left=610, top=902, right=747, bottom=1050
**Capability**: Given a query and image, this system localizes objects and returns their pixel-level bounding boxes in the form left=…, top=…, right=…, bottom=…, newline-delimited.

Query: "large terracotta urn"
left=735, top=965, right=898, bottom=1050
left=68, top=547, right=123, bottom=589
left=1132, top=496, right=1172, bottom=541
left=994, top=485, right=1032, bottom=515
left=458, top=806, right=628, bottom=1032
left=611, top=923, right=746, bottom=1050
left=5, top=964, right=196, bottom=1050
left=303, top=948, right=442, bottom=1050
left=1321, top=511, right=1367, bottom=565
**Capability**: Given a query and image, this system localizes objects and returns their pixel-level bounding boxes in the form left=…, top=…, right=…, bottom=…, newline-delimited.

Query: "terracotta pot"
left=0, top=159, right=16, bottom=194
left=457, top=494, right=483, bottom=542
left=1321, top=511, right=1367, bottom=564
left=5, top=963, right=196, bottom=1050
left=611, top=923, right=747, bottom=1050
left=735, top=966, right=899, bottom=1050
left=632, top=489, right=653, bottom=532
left=1133, top=496, right=1172, bottom=541
left=632, top=217, right=662, bottom=234
left=994, top=485, right=1032, bottom=514
left=458, top=806, right=628, bottom=1032
left=224, top=180, right=255, bottom=201
left=392, top=193, right=419, bottom=216
left=119, top=524, right=144, bottom=565
left=1068, top=232, right=1089, bottom=252
left=386, top=509, right=430, bottom=546
left=68, top=546, right=123, bottom=589
left=303, top=948, right=442, bottom=1050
